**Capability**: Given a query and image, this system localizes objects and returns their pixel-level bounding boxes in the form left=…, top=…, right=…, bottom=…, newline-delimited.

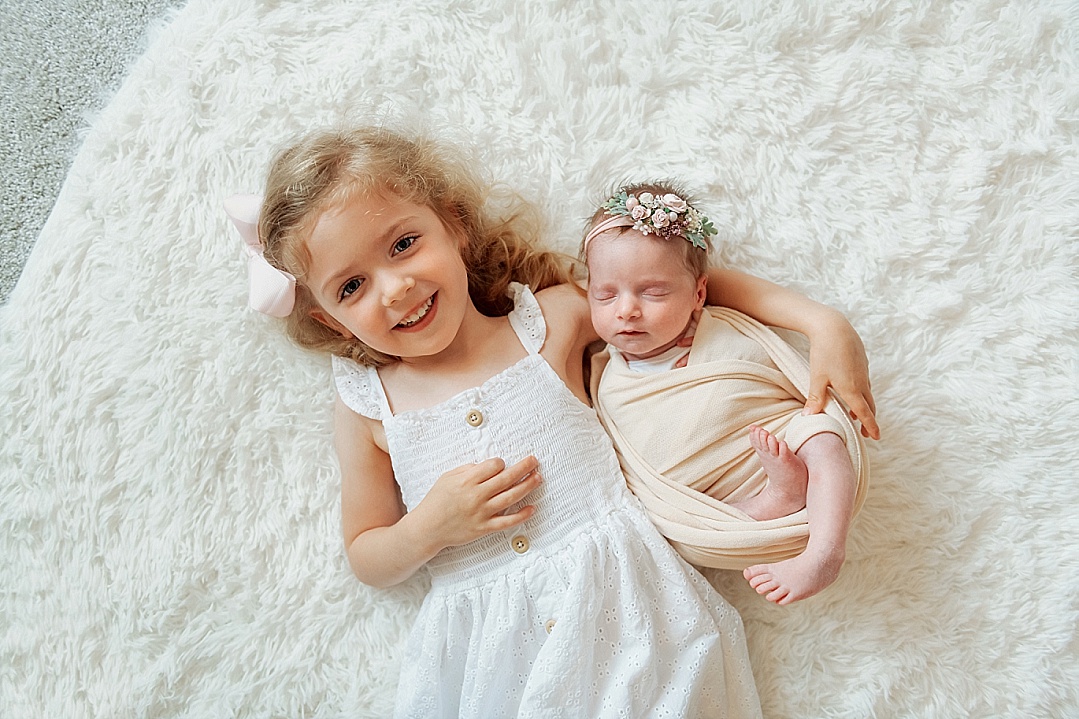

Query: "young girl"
left=582, top=182, right=871, bottom=606
left=227, top=127, right=875, bottom=717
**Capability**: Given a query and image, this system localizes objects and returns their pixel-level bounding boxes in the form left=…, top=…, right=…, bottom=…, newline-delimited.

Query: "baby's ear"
left=694, top=274, right=708, bottom=309
left=309, top=308, right=355, bottom=339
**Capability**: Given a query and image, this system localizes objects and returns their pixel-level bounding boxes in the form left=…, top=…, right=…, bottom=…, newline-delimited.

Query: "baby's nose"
left=616, top=297, right=640, bottom=318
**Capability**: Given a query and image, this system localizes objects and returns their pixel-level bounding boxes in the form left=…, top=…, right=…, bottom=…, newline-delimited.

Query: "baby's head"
left=254, top=127, right=566, bottom=366
left=582, top=182, right=716, bottom=360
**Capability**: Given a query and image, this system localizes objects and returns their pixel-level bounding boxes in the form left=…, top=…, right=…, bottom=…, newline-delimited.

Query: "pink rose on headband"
left=626, top=195, right=648, bottom=220
left=638, top=192, right=655, bottom=204
left=662, top=194, right=687, bottom=212
left=651, top=209, right=671, bottom=228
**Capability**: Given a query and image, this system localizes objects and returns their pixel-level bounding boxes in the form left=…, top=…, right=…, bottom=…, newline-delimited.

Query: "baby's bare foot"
left=743, top=545, right=845, bottom=605
left=747, top=425, right=808, bottom=518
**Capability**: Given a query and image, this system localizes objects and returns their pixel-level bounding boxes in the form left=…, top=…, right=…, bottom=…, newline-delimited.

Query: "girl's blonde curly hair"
left=258, top=127, right=578, bottom=367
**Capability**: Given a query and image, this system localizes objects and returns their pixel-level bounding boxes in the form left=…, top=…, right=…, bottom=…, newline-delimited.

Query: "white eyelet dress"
left=333, top=284, right=762, bottom=719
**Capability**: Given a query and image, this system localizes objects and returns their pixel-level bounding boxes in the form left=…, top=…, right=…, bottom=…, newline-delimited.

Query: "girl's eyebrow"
left=318, top=217, right=416, bottom=296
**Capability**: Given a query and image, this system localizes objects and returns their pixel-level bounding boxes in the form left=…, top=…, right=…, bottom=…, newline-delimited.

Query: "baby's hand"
left=416, top=456, right=542, bottom=550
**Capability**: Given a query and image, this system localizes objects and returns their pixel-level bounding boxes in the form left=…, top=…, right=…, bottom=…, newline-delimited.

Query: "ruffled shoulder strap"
left=506, top=282, right=547, bottom=354
left=331, top=355, right=389, bottom=419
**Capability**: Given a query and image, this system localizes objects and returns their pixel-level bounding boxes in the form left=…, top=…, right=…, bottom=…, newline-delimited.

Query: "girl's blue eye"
left=392, top=235, right=417, bottom=255
left=340, top=277, right=363, bottom=301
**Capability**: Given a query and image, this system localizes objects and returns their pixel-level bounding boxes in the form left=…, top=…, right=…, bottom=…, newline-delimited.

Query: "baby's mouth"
left=396, top=295, right=434, bottom=328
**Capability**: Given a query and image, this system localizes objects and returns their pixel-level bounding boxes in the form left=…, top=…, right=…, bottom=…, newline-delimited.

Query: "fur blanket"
left=2, top=1, right=1077, bottom=716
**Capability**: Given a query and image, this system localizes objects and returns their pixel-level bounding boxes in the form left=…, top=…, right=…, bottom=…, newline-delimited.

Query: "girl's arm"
left=706, top=268, right=880, bottom=440
left=336, top=398, right=543, bottom=588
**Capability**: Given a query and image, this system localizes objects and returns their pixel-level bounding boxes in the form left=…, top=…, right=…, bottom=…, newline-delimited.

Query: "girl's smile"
left=394, top=293, right=437, bottom=331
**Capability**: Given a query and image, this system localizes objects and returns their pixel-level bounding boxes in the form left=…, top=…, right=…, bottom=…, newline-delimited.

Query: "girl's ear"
left=441, top=203, right=470, bottom=252
left=449, top=217, right=469, bottom=253
left=309, top=308, right=355, bottom=339
left=694, top=274, right=708, bottom=311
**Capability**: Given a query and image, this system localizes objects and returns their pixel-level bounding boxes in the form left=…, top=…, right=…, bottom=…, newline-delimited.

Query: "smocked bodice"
left=333, top=283, right=626, bottom=580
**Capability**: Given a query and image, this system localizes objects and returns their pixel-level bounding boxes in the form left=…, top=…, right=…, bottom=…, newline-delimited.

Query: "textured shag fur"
left=2, top=1, right=1077, bottom=716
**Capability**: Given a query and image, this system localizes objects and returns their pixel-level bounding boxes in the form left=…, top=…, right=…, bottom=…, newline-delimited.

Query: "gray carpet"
left=0, top=0, right=185, bottom=305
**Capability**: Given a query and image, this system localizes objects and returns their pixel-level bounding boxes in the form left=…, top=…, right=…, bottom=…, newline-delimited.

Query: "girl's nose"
left=381, top=274, right=416, bottom=307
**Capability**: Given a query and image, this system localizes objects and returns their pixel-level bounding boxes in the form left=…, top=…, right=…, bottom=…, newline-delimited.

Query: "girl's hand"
left=414, top=456, right=543, bottom=551
left=701, top=268, right=880, bottom=438
left=804, top=316, right=880, bottom=440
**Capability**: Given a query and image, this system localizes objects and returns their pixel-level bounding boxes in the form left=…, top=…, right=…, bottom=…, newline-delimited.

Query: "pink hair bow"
left=224, top=193, right=296, bottom=317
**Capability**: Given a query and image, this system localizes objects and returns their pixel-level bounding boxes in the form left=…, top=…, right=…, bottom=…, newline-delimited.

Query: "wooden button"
left=466, top=409, right=483, bottom=427
left=511, top=535, right=529, bottom=554
left=544, top=619, right=557, bottom=634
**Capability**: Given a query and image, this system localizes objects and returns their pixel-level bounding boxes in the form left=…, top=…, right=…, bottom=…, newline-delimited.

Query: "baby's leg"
left=728, top=425, right=808, bottom=521
left=744, top=432, right=855, bottom=605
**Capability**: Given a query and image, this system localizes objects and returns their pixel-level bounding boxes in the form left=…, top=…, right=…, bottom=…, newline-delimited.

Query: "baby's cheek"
left=590, top=310, right=617, bottom=345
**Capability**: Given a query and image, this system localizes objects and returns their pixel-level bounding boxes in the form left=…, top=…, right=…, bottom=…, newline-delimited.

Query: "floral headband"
left=583, top=191, right=717, bottom=250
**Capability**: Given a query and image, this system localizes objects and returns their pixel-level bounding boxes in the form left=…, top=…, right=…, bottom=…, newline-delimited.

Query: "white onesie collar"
left=614, top=343, right=690, bottom=374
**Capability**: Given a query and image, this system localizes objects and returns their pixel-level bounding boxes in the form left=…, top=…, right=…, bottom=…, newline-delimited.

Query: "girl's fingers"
left=478, top=455, right=535, bottom=489
left=487, top=504, right=536, bottom=531
left=479, top=455, right=540, bottom=499
left=470, top=457, right=507, bottom=480
left=492, top=469, right=542, bottom=510
left=857, top=408, right=881, bottom=440
left=805, top=382, right=881, bottom=440
left=803, top=385, right=826, bottom=415
left=844, top=392, right=880, bottom=440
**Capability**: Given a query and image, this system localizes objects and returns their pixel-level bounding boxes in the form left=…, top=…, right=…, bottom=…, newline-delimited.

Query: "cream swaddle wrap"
left=591, top=306, right=869, bottom=570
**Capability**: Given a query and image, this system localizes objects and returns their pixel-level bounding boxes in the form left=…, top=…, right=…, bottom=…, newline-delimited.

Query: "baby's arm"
left=336, top=398, right=542, bottom=588
left=706, top=268, right=879, bottom=440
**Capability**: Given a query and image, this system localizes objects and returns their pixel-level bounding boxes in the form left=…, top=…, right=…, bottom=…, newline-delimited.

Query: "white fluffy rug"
left=3, top=1, right=1078, bottom=716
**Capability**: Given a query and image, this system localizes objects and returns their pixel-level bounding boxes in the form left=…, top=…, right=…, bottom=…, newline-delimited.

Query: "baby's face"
left=586, top=230, right=706, bottom=360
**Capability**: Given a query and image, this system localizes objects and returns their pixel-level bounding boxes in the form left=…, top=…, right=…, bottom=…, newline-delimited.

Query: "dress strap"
left=506, top=282, right=546, bottom=355
left=332, top=355, right=392, bottom=419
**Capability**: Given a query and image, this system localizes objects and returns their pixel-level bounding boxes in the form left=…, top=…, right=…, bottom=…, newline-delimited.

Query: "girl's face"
left=587, top=230, right=706, bottom=360
left=304, top=191, right=472, bottom=361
